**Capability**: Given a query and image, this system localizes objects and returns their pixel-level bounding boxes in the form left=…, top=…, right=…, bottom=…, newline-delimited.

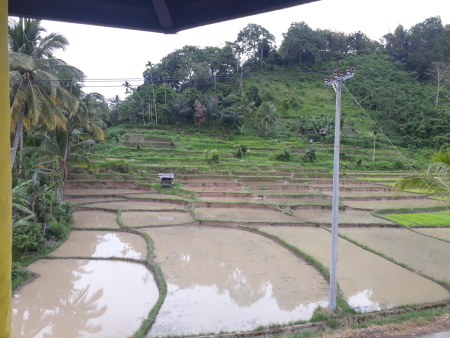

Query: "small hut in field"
left=159, top=173, right=175, bottom=187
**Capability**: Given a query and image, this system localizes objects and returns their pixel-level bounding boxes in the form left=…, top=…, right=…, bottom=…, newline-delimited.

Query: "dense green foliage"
left=109, top=17, right=450, bottom=150
left=9, top=18, right=109, bottom=286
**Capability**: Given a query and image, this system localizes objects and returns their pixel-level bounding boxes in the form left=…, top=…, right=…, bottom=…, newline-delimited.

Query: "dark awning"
left=9, top=0, right=318, bottom=34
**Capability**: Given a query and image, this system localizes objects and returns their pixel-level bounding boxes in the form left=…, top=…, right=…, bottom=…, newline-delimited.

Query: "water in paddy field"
left=12, top=259, right=159, bottom=337
left=145, top=227, right=329, bottom=336
left=73, top=210, right=120, bottom=228
left=260, top=227, right=450, bottom=313
left=195, top=207, right=299, bottom=222
left=49, top=231, right=147, bottom=259
left=121, top=210, right=194, bottom=227
left=15, top=174, right=450, bottom=337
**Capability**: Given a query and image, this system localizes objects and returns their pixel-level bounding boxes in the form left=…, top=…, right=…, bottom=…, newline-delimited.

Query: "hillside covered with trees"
left=110, top=16, right=450, bottom=149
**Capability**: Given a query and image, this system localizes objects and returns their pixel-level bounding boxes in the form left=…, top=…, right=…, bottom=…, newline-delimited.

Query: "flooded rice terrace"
left=12, top=173, right=450, bottom=337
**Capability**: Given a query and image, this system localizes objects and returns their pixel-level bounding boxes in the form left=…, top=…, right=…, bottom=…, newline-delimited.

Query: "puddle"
left=65, top=188, right=149, bottom=195
left=121, top=211, right=195, bottom=227
left=343, top=198, right=447, bottom=210
left=260, top=227, right=450, bottom=312
left=73, top=211, right=119, bottom=229
left=12, top=259, right=158, bottom=337
left=415, top=228, right=450, bottom=241
left=195, top=207, right=298, bottom=223
left=144, top=227, right=329, bottom=336
left=86, top=200, right=187, bottom=210
left=341, top=228, right=450, bottom=283
left=291, top=207, right=392, bottom=224
left=49, top=231, right=147, bottom=259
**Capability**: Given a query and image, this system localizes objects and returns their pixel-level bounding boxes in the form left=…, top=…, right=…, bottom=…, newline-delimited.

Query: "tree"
left=346, top=31, right=381, bottom=55
left=395, top=149, right=450, bottom=200
left=163, top=93, right=193, bottom=124
left=279, top=22, right=326, bottom=64
left=382, top=18, right=450, bottom=77
left=24, top=129, right=96, bottom=200
left=8, top=18, right=84, bottom=168
left=255, top=102, right=278, bottom=133
left=426, top=61, right=450, bottom=106
left=193, top=99, right=208, bottom=126
left=236, top=24, right=275, bottom=66
left=383, top=25, right=410, bottom=63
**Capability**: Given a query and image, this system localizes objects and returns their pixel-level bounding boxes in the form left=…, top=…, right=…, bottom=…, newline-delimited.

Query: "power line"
left=343, top=82, right=450, bottom=211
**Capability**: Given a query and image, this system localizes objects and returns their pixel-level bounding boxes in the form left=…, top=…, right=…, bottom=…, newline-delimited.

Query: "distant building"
left=159, top=173, right=175, bottom=187
left=302, top=128, right=328, bottom=136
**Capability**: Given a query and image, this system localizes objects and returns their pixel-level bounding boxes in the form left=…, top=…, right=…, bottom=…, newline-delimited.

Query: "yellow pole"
left=0, top=0, right=12, bottom=336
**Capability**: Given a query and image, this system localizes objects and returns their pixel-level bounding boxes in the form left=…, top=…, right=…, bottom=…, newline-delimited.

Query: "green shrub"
left=44, top=218, right=70, bottom=241
left=12, top=223, right=43, bottom=257
left=275, top=150, right=291, bottom=162
left=236, top=145, right=248, bottom=158
left=303, top=147, right=317, bottom=162
left=205, top=149, right=220, bottom=164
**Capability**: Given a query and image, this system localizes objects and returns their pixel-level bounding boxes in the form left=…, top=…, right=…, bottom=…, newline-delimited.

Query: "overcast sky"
left=15, top=0, right=450, bottom=99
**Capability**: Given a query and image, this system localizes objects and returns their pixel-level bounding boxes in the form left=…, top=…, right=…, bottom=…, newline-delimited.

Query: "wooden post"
left=0, top=0, right=12, bottom=336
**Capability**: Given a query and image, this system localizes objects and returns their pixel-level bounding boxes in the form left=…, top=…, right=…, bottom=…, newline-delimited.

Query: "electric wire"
left=343, top=82, right=450, bottom=211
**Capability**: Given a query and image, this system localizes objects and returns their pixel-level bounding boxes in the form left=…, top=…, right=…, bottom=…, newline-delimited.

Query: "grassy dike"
left=115, top=210, right=168, bottom=338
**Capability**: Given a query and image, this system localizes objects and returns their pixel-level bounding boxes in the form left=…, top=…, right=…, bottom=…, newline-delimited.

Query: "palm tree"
left=395, top=150, right=450, bottom=200
left=163, top=94, right=193, bottom=124
left=9, top=18, right=84, bottom=168
left=255, top=102, right=278, bottom=133
left=23, top=129, right=96, bottom=201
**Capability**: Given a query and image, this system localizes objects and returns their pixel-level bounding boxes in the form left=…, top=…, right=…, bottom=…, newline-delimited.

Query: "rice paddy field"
left=12, top=131, right=450, bottom=337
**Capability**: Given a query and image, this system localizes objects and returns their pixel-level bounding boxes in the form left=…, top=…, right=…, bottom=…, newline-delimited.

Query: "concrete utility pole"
left=324, top=67, right=355, bottom=311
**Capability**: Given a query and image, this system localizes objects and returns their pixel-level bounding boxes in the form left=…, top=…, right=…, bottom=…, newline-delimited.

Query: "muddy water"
left=195, top=207, right=299, bottom=223
left=73, top=211, right=119, bottom=228
left=248, top=185, right=314, bottom=193
left=265, top=197, right=332, bottom=206
left=121, top=211, right=195, bottom=227
left=86, top=200, right=186, bottom=210
left=341, top=228, right=450, bottom=283
left=261, top=227, right=450, bottom=312
left=197, top=196, right=266, bottom=203
left=292, top=208, right=392, bottom=224
left=144, top=227, right=329, bottom=336
left=183, top=183, right=247, bottom=192
left=415, top=228, right=450, bottom=241
left=124, top=193, right=190, bottom=201
left=65, top=188, right=148, bottom=195
left=12, top=259, right=158, bottom=337
left=343, top=198, right=447, bottom=210
left=49, top=231, right=147, bottom=259
left=323, top=190, right=417, bottom=197
left=63, top=197, right=127, bottom=205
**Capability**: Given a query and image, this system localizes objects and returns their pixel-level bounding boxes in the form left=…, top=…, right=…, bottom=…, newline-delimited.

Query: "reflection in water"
left=263, top=227, right=450, bottom=311
left=50, top=231, right=146, bottom=259
left=347, top=289, right=383, bottom=313
left=13, top=259, right=159, bottom=337
left=149, top=282, right=327, bottom=337
left=146, top=227, right=329, bottom=336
